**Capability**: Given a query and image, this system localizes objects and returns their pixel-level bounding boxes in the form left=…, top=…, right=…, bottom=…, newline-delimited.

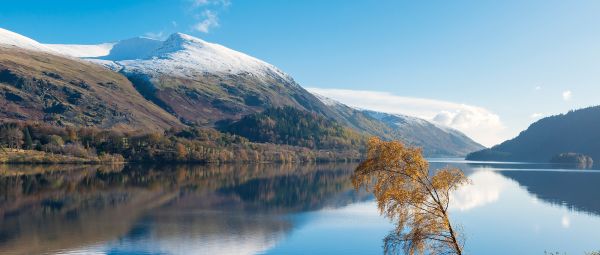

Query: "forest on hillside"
left=0, top=107, right=367, bottom=164
left=219, top=106, right=366, bottom=150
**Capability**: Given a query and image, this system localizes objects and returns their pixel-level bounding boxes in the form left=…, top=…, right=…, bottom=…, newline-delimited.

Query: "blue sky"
left=2, top=0, right=600, bottom=146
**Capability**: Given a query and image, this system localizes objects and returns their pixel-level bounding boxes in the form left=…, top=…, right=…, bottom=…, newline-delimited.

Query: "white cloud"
left=193, top=10, right=219, bottom=33
left=534, top=85, right=542, bottom=91
left=561, top=215, right=570, bottom=228
left=306, top=88, right=506, bottom=146
left=188, top=0, right=230, bottom=34
left=530, top=113, right=543, bottom=119
left=450, top=171, right=510, bottom=211
left=562, top=90, right=572, bottom=101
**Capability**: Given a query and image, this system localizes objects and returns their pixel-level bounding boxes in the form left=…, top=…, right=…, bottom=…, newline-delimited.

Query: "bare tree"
left=1, top=127, right=24, bottom=149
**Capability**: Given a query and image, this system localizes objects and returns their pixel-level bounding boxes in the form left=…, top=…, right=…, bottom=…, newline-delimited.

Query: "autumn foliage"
left=0, top=121, right=362, bottom=163
left=352, top=137, right=469, bottom=255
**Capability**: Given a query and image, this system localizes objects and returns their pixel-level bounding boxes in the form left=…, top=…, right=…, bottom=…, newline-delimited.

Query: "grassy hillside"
left=127, top=73, right=338, bottom=126
left=0, top=48, right=181, bottom=131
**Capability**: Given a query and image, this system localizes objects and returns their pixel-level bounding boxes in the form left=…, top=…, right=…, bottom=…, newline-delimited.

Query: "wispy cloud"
left=144, top=31, right=166, bottom=40
left=194, top=10, right=219, bottom=33
left=534, top=85, right=542, bottom=91
left=562, top=90, right=572, bottom=101
left=189, top=0, right=230, bottom=33
left=307, top=88, right=506, bottom=147
left=191, top=0, right=231, bottom=7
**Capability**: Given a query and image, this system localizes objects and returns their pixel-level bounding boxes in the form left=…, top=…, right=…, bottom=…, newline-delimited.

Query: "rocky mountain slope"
left=0, top=47, right=181, bottom=130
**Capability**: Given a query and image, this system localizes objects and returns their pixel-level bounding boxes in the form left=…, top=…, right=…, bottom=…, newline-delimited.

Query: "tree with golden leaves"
left=352, top=137, right=469, bottom=255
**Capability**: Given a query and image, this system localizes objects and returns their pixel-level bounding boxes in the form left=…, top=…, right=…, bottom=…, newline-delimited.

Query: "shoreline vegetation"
left=0, top=149, right=124, bottom=164
left=0, top=120, right=364, bottom=165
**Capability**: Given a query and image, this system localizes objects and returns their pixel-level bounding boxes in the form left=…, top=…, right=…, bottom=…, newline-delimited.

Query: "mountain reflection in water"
left=1, top=161, right=600, bottom=254
left=429, top=160, right=600, bottom=216
left=0, top=163, right=368, bottom=255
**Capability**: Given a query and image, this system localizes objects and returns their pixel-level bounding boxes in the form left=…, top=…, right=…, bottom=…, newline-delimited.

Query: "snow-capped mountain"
left=0, top=28, right=483, bottom=156
left=0, top=29, right=293, bottom=82
left=43, top=33, right=292, bottom=82
left=15, top=31, right=328, bottom=125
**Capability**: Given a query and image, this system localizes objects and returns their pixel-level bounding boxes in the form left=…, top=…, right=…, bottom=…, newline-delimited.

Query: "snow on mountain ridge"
left=311, top=93, right=343, bottom=107
left=45, top=43, right=115, bottom=58
left=40, top=32, right=293, bottom=81
left=0, top=28, right=57, bottom=53
left=44, top=37, right=161, bottom=60
left=117, top=32, right=293, bottom=81
left=101, top=37, right=162, bottom=61
left=0, top=28, right=292, bottom=82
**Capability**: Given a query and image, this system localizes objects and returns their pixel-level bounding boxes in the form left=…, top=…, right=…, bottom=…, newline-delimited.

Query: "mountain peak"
left=169, top=32, right=202, bottom=41
left=150, top=32, right=208, bottom=57
left=162, top=32, right=208, bottom=48
left=118, top=32, right=292, bottom=80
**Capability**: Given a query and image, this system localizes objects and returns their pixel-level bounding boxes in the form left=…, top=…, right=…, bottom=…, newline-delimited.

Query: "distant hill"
left=363, top=110, right=484, bottom=157
left=467, top=106, right=600, bottom=162
left=312, top=94, right=484, bottom=157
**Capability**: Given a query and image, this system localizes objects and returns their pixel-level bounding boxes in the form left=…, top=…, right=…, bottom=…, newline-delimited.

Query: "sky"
left=2, top=0, right=600, bottom=146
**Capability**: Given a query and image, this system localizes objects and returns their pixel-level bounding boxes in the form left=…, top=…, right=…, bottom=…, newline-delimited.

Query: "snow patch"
left=85, top=59, right=123, bottom=72
left=312, top=92, right=342, bottom=107
left=45, top=43, right=115, bottom=58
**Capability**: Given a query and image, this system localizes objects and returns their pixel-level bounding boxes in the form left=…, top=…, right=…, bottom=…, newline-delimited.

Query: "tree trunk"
left=443, top=210, right=462, bottom=255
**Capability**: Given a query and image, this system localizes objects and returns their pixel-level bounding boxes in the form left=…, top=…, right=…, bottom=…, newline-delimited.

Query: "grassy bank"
left=0, top=149, right=124, bottom=164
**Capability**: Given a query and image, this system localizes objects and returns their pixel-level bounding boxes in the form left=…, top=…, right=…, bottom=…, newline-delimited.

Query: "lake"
left=1, top=160, right=599, bottom=254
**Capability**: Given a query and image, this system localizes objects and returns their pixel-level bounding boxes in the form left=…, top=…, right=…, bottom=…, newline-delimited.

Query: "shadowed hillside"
left=467, top=106, right=600, bottom=162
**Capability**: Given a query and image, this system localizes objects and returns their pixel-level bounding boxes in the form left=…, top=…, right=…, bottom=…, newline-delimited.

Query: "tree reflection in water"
left=0, top=163, right=367, bottom=255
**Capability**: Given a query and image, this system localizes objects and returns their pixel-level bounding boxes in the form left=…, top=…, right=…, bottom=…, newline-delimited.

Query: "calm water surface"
left=1, top=160, right=599, bottom=254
